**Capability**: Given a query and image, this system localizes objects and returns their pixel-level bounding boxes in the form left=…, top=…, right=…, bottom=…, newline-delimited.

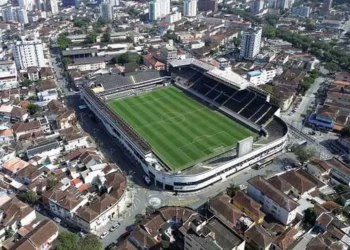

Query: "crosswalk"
left=166, top=198, right=200, bottom=207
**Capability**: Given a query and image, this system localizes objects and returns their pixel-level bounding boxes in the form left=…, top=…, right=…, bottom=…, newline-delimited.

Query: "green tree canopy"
left=226, top=184, right=239, bottom=198
left=79, top=234, right=103, bottom=250
left=17, top=191, right=38, bottom=204
left=57, top=34, right=72, bottom=50
left=303, top=207, right=317, bottom=228
left=112, top=52, right=143, bottom=65
left=294, top=147, right=315, bottom=165
left=102, top=32, right=111, bottom=43
left=262, top=26, right=276, bottom=39
left=19, top=79, right=32, bottom=87
left=325, top=62, right=340, bottom=73
left=56, top=232, right=102, bottom=250
left=27, top=104, right=41, bottom=115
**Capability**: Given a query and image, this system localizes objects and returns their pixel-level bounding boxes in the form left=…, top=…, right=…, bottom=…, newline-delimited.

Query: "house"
left=143, top=55, right=165, bottom=70
left=0, top=198, right=36, bottom=233
left=244, top=225, right=275, bottom=250
left=12, top=121, right=42, bottom=138
left=0, top=145, right=16, bottom=164
left=27, top=67, right=40, bottom=81
left=270, top=85, right=296, bottom=112
left=39, top=67, right=55, bottom=80
left=14, top=164, right=42, bottom=185
left=39, top=117, right=50, bottom=133
left=67, top=57, right=107, bottom=72
left=2, top=157, right=29, bottom=175
left=306, top=234, right=345, bottom=250
left=61, top=130, right=89, bottom=152
left=307, top=159, right=332, bottom=183
left=26, top=140, right=61, bottom=161
left=0, top=129, right=14, bottom=143
left=10, top=106, right=28, bottom=122
left=9, top=219, right=59, bottom=250
left=247, top=176, right=299, bottom=225
left=232, top=190, right=265, bottom=224
left=314, top=158, right=350, bottom=186
left=36, top=80, right=58, bottom=101
left=56, top=109, right=76, bottom=129
left=181, top=217, right=245, bottom=250
left=271, top=227, right=298, bottom=250
left=0, top=105, right=13, bottom=121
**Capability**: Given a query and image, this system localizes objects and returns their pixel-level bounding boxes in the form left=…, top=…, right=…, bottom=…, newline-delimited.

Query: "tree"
left=79, top=234, right=103, bottom=250
left=294, top=147, right=315, bottom=165
left=146, top=205, right=156, bottom=216
left=325, top=62, right=340, bottom=73
left=62, top=57, right=72, bottom=66
left=84, top=32, right=97, bottom=44
left=27, top=104, right=41, bottom=115
left=114, top=52, right=143, bottom=65
left=134, top=213, right=145, bottom=224
left=262, top=26, right=276, bottom=39
left=232, top=37, right=241, bottom=47
left=102, top=32, right=111, bottom=43
left=226, top=184, right=239, bottom=198
left=57, top=34, right=72, bottom=50
left=303, top=207, right=317, bottom=228
left=19, top=79, right=32, bottom=87
left=17, top=191, right=38, bottom=204
left=56, top=231, right=79, bottom=250
left=340, top=126, right=350, bottom=137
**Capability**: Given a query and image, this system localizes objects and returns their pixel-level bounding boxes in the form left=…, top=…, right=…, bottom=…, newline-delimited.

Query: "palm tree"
left=226, top=184, right=239, bottom=198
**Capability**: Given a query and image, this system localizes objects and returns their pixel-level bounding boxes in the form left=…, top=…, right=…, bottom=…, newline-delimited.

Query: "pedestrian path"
left=166, top=198, right=200, bottom=207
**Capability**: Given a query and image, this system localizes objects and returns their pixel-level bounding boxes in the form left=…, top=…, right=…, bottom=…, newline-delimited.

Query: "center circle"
left=161, top=112, right=186, bottom=124
left=149, top=197, right=161, bottom=208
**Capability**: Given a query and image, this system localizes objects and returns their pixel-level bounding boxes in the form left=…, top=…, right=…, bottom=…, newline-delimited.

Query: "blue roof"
left=248, top=70, right=262, bottom=77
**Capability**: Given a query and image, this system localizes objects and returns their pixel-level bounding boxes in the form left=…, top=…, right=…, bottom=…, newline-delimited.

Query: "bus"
left=254, top=157, right=274, bottom=169
left=297, top=140, right=307, bottom=147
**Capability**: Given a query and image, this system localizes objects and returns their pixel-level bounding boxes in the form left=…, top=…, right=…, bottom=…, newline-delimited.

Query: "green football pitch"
left=107, top=86, right=256, bottom=171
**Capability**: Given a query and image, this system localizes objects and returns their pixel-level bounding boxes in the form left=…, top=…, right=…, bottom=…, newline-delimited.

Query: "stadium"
left=81, top=59, right=288, bottom=191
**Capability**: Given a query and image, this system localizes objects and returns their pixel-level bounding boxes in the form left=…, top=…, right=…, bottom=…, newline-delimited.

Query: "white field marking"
left=133, top=107, right=207, bottom=131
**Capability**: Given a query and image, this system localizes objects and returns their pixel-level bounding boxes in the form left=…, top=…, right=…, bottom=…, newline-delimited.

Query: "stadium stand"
left=257, top=105, right=279, bottom=125
left=250, top=103, right=271, bottom=123
left=239, top=95, right=266, bottom=119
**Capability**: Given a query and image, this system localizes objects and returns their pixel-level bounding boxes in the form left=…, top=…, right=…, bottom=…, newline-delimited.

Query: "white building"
left=183, top=0, right=197, bottom=17
left=100, top=1, right=113, bottom=21
left=164, top=12, right=182, bottom=24
left=47, top=0, right=59, bottom=15
left=19, top=0, right=34, bottom=10
left=149, top=0, right=171, bottom=21
left=109, top=0, right=119, bottom=6
left=247, top=69, right=276, bottom=85
left=240, top=27, right=262, bottom=60
left=247, top=176, right=299, bottom=225
left=268, top=0, right=294, bottom=9
left=291, top=5, right=311, bottom=17
left=0, top=61, right=18, bottom=90
left=12, top=37, right=45, bottom=70
left=251, top=0, right=264, bottom=14
left=1, top=7, right=29, bottom=24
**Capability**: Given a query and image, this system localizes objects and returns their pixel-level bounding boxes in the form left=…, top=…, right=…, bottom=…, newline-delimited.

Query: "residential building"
left=164, top=12, right=182, bottom=24
left=247, top=69, right=276, bottom=85
left=143, top=55, right=165, bottom=70
left=247, top=176, right=299, bottom=225
left=149, top=0, right=171, bottom=21
left=240, top=27, right=262, bottom=60
left=0, top=129, right=14, bottom=143
left=160, top=41, right=178, bottom=69
left=197, top=0, right=217, bottom=13
left=9, top=220, right=59, bottom=250
left=183, top=0, right=197, bottom=17
left=232, top=190, right=265, bottom=224
left=19, top=0, right=34, bottom=10
left=37, top=80, right=58, bottom=101
left=67, top=57, right=106, bottom=72
left=47, top=0, right=58, bottom=15
left=186, top=218, right=245, bottom=250
left=26, top=140, right=61, bottom=160
left=12, top=120, right=42, bottom=139
left=291, top=5, right=311, bottom=17
left=244, top=225, right=275, bottom=250
left=62, top=0, right=79, bottom=6
left=322, top=0, right=332, bottom=13
left=0, top=61, right=18, bottom=91
left=12, top=37, right=45, bottom=70
left=316, top=158, right=350, bottom=186
left=307, top=159, right=332, bottom=183
left=2, top=157, right=29, bottom=175
left=268, top=0, right=294, bottom=9
left=1, top=7, right=28, bottom=24
left=100, top=1, right=113, bottom=21
left=251, top=0, right=264, bottom=14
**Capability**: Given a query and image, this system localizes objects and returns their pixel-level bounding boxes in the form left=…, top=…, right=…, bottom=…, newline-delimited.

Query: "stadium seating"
left=214, top=93, right=230, bottom=104
left=206, top=89, right=221, bottom=100
left=239, top=95, right=266, bottom=119
left=250, top=103, right=271, bottom=123
left=257, top=105, right=279, bottom=125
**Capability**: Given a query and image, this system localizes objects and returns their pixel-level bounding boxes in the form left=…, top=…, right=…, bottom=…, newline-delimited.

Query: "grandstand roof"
left=169, top=58, right=195, bottom=67
left=207, top=68, right=250, bottom=89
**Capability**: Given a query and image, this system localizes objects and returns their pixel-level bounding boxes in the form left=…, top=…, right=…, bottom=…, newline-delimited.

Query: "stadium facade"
left=81, top=60, right=288, bottom=191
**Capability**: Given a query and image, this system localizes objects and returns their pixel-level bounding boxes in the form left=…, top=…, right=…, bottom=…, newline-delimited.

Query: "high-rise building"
left=100, top=1, right=113, bottom=20
left=47, top=0, right=59, bottom=14
left=62, top=0, right=79, bottom=7
left=322, top=0, right=332, bottom=13
left=197, top=0, right=217, bottom=13
left=268, top=0, right=294, bottom=9
left=0, top=61, right=18, bottom=90
left=12, top=37, right=45, bottom=70
left=291, top=5, right=311, bottom=17
left=149, top=0, right=171, bottom=21
left=183, top=0, right=197, bottom=17
left=109, top=0, right=119, bottom=6
left=251, top=0, right=264, bottom=14
left=240, top=27, right=262, bottom=60
left=2, top=7, right=29, bottom=24
left=19, top=0, right=34, bottom=10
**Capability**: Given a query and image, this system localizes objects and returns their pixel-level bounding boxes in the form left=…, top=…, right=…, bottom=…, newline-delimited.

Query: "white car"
left=78, top=232, right=85, bottom=238
left=53, top=217, right=61, bottom=223
left=239, top=184, right=247, bottom=190
left=100, top=231, right=108, bottom=239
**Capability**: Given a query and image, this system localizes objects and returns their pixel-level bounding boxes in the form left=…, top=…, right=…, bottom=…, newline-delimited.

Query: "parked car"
left=53, top=217, right=61, bottom=223
left=78, top=232, right=85, bottom=238
left=100, top=231, right=108, bottom=239
left=34, top=205, right=41, bottom=212
left=109, top=225, right=117, bottom=232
